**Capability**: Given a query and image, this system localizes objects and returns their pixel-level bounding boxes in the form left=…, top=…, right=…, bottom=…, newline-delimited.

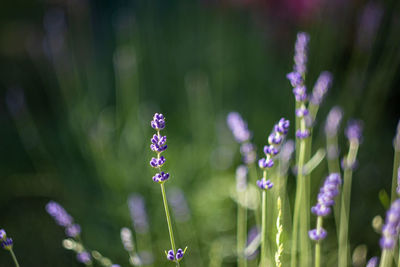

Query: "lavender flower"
left=0, top=229, right=6, bottom=241
left=324, top=106, right=343, bottom=138
left=46, top=201, right=81, bottom=237
left=150, top=134, right=167, bottom=153
left=397, top=167, right=400, bottom=196
left=310, top=71, right=333, bottom=106
left=166, top=248, right=186, bottom=262
left=1, top=238, right=13, bottom=251
left=151, top=113, right=165, bottom=130
left=379, top=199, right=400, bottom=249
left=292, top=86, right=307, bottom=102
left=366, top=257, right=379, bottom=267
left=394, top=120, right=400, bottom=150
left=311, top=173, right=342, bottom=217
left=240, top=143, right=256, bottom=165
left=286, top=72, right=303, bottom=87
left=257, top=118, right=290, bottom=190
left=309, top=173, right=341, bottom=241
left=296, top=129, right=310, bottom=139
left=227, top=112, right=252, bottom=143
left=345, top=120, right=363, bottom=143
left=168, top=187, right=191, bottom=223
left=77, top=251, right=92, bottom=264
left=128, top=194, right=149, bottom=234
left=293, top=32, right=310, bottom=77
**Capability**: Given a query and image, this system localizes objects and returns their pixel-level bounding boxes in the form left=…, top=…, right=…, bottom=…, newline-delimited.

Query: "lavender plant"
left=391, top=120, right=400, bottom=202
left=0, top=229, right=20, bottom=267
left=309, top=173, right=342, bottom=267
left=149, top=113, right=187, bottom=266
left=338, top=120, right=363, bottom=267
left=378, top=199, right=400, bottom=266
left=257, top=118, right=289, bottom=266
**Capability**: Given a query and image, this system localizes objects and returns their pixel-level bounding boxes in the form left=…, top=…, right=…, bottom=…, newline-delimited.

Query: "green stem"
left=9, top=249, right=20, bottom=267
left=338, top=141, right=359, bottom=267
left=380, top=250, right=393, bottom=267
left=391, top=151, right=400, bottom=203
left=260, top=187, right=267, bottom=266
left=160, top=183, right=180, bottom=267
left=315, top=217, right=323, bottom=267
left=237, top=191, right=248, bottom=267
left=290, top=120, right=307, bottom=267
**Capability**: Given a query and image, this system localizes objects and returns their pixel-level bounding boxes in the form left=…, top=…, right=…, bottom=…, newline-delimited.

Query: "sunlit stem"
left=260, top=170, right=268, bottom=267
left=314, top=216, right=323, bottom=267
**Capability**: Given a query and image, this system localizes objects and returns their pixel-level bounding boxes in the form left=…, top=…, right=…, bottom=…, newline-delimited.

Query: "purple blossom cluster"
left=0, top=229, right=13, bottom=251
left=345, top=120, right=363, bottom=143
left=227, top=112, right=256, bottom=164
left=128, top=194, right=150, bottom=234
left=310, top=72, right=333, bottom=106
left=168, top=187, right=191, bottom=223
left=380, top=199, right=400, bottom=249
left=46, top=201, right=81, bottom=238
left=393, top=120, right=400, bottom=150
left=77, top=251, right=92, bottom=264
left=257, top=118, right=290, bottom=190
left=150, top=113, right=170, bottom=183
left=166, top=248, right=185, bottom=262
left=325, top=106, right=343, bottom=138
left=397, top=167, right=400, bottom=196
left=366, top=257, right=379, bottom=267
left=309, top=173, right=342, bottom=241
left=236, top=165, right=248, bottom=192
left=293, top=32, right=310, bottom=77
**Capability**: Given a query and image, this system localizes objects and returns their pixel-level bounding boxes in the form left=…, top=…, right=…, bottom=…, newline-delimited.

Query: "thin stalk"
left=390, top=151, right=400, bottom=203
left=327, top=135, right=341, bottom=236
left=238, top=191, right=248, bottom=267
left=380, top=250, right=392, bottom=267
left=161, top=183, right=180, bottom=267
left=338, top=141, right=359, bottom=267
left=260, top=179, right=267, bottom=267
left=314, top=216, right=323, bottom=267
left=250, top=163, right=261, bottom=226
left=9, top=249, right=20, bottom=267
left=290, top=120, right=307, bottom=267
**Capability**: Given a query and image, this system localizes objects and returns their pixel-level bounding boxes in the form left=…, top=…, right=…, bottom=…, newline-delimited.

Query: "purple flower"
left=150, top=156, right=166, bottom=168
left=296, top=129, right=310, bottom=139
left=1, top=238, right=13, bottom=250
left=286, top=72, right=303, bottom=87
left=0, top=229, right=6, bottom=241
left=176, top=248, right=184, bottom=260
left=77, top=251, right=91, bottom=264
left=167, top=250, right=175, bottom=261
left=295, top=107, right=309, bottom=118
left=150, top=134, right=167, bottom=153
left=293, top=32, right=310, bottom=76
left=246, top=226, right=260, bottom=259
left=152, top=172, right=170, bottom=183
left=394, top=120, right=400, bottom=150
left=166, top=248, right=186, bottom=261
left=258, top=158, right=274, bottom=169
left=380, top=199, right=400, bottom=249
left=292, top=86, right=307, bottom=102
left=310, top=71, right=333, bottom=105
left=311, top=173, right=342, bottom=217
left=46, top=201, right=73, bottom=227
left=256, top=178, right=273, bottom=190
left=345, top=120, right=363, bottom=142
left=275, top=118, right=290, bottom=135
left=240, top=143, right=256, bottom=164
left=168, top=187, right=191, bottom=223
left=151, top=113, right=165, bottom=130
left=65, top=224, right=81, bottom=238
left=324, top=106, right=343, bottom=137
left=366, top=257, right=379, bottom=267
left=111, top=265, right=121, bottom=267
left=227, top=112, right=252, bottom=143
left=264, top=145, right=279, bottom=156
left=128, top=194, right=149, bottom=234
left=308, top=228, right=327, bottom=241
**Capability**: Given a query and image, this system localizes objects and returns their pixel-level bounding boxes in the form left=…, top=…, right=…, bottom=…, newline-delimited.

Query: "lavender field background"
left=1, top=0, right=400, bottom=266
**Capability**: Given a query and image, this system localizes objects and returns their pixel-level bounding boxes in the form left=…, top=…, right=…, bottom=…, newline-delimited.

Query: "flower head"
left=77, top=251, right=92, bottom=264
left=256, top=178, right=273, bottom=190
left=151, top=113, right=165, bottom=130
left=120, top=227, right=134, bottom=252
left=0, top=229, right=6, bottom=241
left=325, top=106, right=343, bottom=137
left=311, top=173, right=341, bottom=217
left=128, top=194, right=149, bottom=234
left=46, top=201, right=73, bottom=227
left=308, top=228, right=327, bottom=241
left=65, top=224, right=81, bottom=238
left=166, top=247, right=187, bottom=262
left=150, top=134, right=167, bottom=153
left=366, top=257, right=379, bottom=267
left=310, top=71, right=333, bottom=105
left=380, top=199, right=400, bottom=249
left=394, top=120, right=400, bottom=151
left=345, top=120, right=363, bottom=143
left=227, top=112, right=252, bottom=143
left=236, top=165, right=248, bottom=192
left=1, top=238, right=13, bottom=250
left=293, top=32, right=310, bottom=76
left=286, top=72, right=303, bottom=87
left=240, top=143, right=256, bottom=164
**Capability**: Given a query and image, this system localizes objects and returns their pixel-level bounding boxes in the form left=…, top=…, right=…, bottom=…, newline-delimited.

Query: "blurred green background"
left=1, top=0, right=400, bottom=266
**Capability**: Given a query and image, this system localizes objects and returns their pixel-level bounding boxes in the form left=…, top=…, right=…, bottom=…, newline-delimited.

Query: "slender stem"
left=290, top=122, right=307, bottom=267
left=160, top=183, right=180, bottom=267
left=260, top=187, right=267, bottom=266
left=338, top=141, right=359, bottom=267
left=237, top=191, right=248, bottom=267
left=315, top=217, right=323, bottom=267
left=9, top=249, right=20, bottom=267
left=380, top=250, right=392, bottom=267
left=391, top=151, right=400, bottom=203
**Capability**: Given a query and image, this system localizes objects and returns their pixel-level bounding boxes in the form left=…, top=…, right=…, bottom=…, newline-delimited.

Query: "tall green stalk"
left=238, top=190, right=248, bottom=267
left=390, top=151, right=400, bottom=203
left=314, top=216, right=323, bottom=267
left=9, top=249, right=20, bottom=267
left=338, top=141, right=359, bottom=267
left=161, top=183, right=180, bottom=267
left=379, top=250, right=392, bottom=267
left=260, top=169, right=268, bottom=266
